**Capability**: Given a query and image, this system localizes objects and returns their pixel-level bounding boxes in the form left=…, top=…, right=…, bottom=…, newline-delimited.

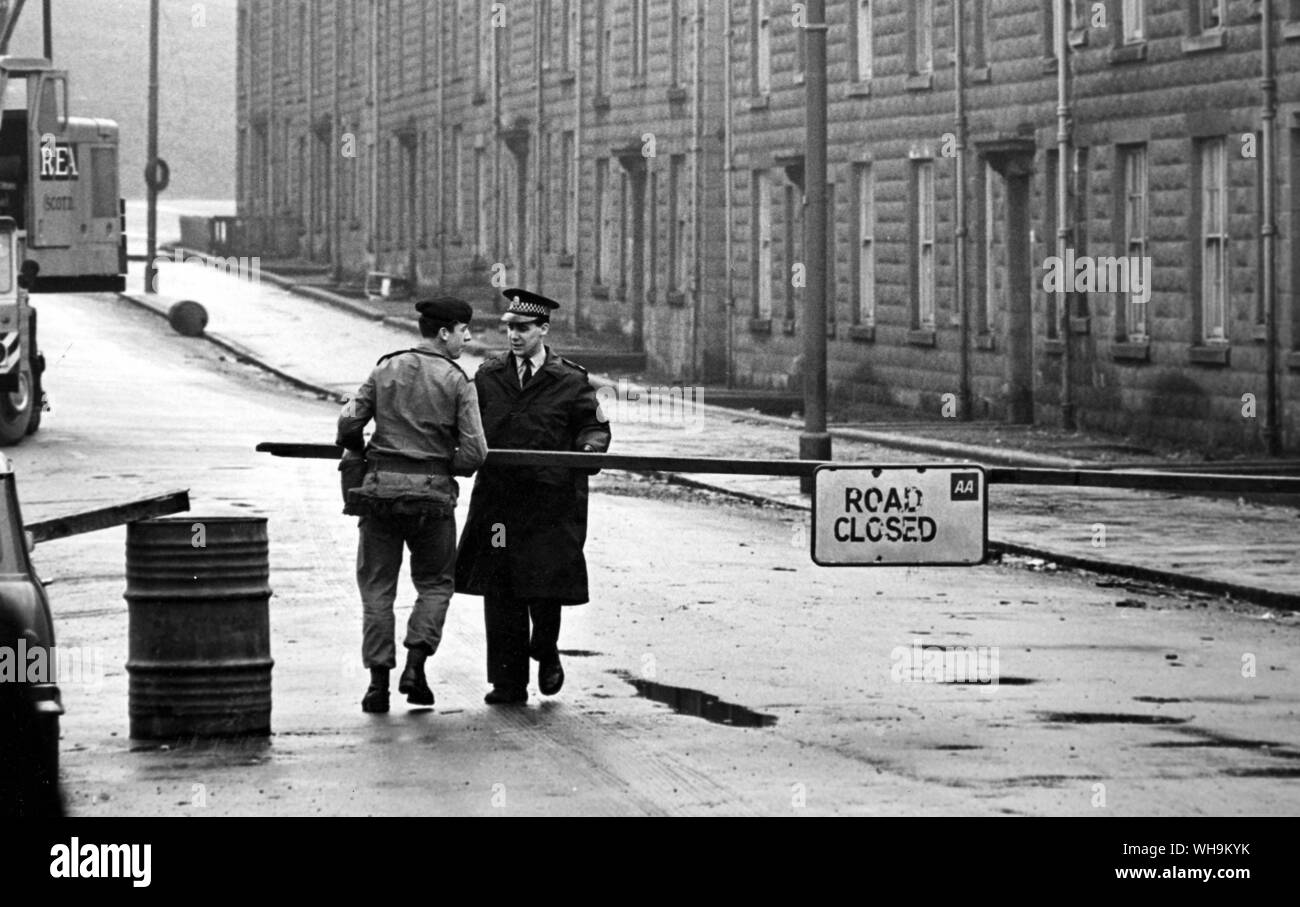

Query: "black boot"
left=362, top=667, right=390, bottom=713
left=398, top=648, right=434, bottom=706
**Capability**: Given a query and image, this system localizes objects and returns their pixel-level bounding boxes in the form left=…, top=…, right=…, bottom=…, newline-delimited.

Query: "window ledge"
left=472, top=88, right=487, bottom=105
left=1069, top=28, right=1089, bottom=48
left=666, top=290, right=687, bottom=308
left=591, top=282, right=610, bottom=299
left=557, top=252, right=574, bottom=268
left=556, top=69, right=576, bottom=84
left=666, top=86, right=688, bottom=103
left=968, top=65, right=991, bottom=84
left=747, top=94, right=771, bottom=110
left=1287, top=350, right=1300, bottom=370
left=1182, top=30, right=1226, bottom=54
left=847, top=80, right=872, bottom=98
left=1252, top=323, right=1268, bottom=342
left=1284, top=22, right=1300, bottom=41
left=749, top=317, right=773, bottom=335
left=975, top=333, right=995, bottom=351
left=1041, top=55, right=1058, bottom=73
left=905, top=72, right=933, bottom=92
left=826, top=320, right=837, bottom=339
left=1070, top=316, right=1091, bottom=335
left=1112, top=340, right=1150, bottom=361
left=1044, top=338, right=1064, bottom=356
left=782, top=318, right=798, bottom=336
left=907, top=327, right=936, bottom=347
left=848, top=323, right=874, bottom=343
left=593, top=93, right=611, bottom=111
left=1109, top=42, right=1148, bottom=64
left=1189, top=344, right=1230, bottom=366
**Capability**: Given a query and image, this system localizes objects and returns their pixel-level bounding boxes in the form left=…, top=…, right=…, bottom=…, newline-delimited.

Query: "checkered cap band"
left=507, top=298, right=551, bottom=317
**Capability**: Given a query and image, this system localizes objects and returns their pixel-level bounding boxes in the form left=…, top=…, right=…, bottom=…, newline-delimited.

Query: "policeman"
left=455, top=289, right=612, bottom=705
left=337, top=296, right=488, bottom=713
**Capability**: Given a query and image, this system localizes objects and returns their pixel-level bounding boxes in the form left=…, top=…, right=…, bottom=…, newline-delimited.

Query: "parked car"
left=0, top=452, right=62, bottom=817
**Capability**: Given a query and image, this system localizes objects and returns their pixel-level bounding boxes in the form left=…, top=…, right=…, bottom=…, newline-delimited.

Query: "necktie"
left=520, top=357, right=533, bottom=388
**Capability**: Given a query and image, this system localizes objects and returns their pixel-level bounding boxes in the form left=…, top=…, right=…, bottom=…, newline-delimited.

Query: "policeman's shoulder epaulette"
left=558, top=356, right=588, bottom=375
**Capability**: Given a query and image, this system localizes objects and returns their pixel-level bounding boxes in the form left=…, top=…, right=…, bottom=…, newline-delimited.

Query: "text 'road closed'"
left=812, top=465, right=987, bottom=567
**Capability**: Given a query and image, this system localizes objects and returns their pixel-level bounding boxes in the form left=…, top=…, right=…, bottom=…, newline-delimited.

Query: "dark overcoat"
left=454, top=348, right=612, bottom=605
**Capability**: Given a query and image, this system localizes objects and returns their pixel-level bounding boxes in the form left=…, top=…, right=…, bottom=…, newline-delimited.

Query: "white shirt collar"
left=517, top=347, right=546, bottom=373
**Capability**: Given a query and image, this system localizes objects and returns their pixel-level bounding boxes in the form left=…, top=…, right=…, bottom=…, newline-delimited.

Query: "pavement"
left=121, top=257, right=1300, bottom=610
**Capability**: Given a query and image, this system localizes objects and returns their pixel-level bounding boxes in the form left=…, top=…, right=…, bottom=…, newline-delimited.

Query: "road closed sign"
left=811, top=465, right=987, bottom=566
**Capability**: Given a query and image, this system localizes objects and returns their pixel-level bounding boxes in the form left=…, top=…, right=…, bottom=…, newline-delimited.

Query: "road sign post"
left=811, top=465, right=987, bottom=567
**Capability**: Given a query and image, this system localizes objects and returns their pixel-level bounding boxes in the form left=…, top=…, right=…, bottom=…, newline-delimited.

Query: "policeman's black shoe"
left=539, top=658, right=565, bottom=696
left=398, top=666, right=435, bottom=706
left=484, top=686, right=528, bottom=705
left=361, top=685, right=390, bottom=714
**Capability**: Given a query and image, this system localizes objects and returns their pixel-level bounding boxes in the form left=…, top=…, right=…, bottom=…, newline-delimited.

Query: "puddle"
left=1038, top=712, right=1189, bottom=725
left=611, top=670, right=777, bottom=728
left=1133, top=696, right=1189, bottom=704
left=558, top=649, right=602, bottom=657
left=1148, top=727, right=1300, bottom=758
left=1222, top=767, right=1300, bottom=778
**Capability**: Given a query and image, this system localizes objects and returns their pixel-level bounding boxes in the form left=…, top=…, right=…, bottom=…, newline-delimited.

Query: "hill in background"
left=7, top=0, right=235, bottom=200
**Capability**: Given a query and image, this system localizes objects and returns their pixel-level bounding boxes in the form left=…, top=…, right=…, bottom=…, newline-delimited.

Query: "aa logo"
left=950, top=472, right=979, bottom=502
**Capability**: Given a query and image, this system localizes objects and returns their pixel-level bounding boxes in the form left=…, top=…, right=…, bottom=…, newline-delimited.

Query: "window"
left=752, top=0, right=771, bottom=95
left=910, top=0, right=934, bottom=75
left=631, top=0, right=649, bottom=82
left=595, top=158, right=610, bottom=284
left=618, top=170, right=629, bottom=292
left=596, top=3, right=610, bottom=96
left=1045, top=150, right=1060, bottom=339
left=969, top=0, right=986, bottom=70
left=753, top=171, right=773, bottom=319
left=474, top=146, right=488, bottom=255
left=560, top=131, right=574, bottom=255
left=795, top=17, right=806, bottom=83
left=783, top=182, right=799, bottom=323
left=1191, top=0, right=1226, bottom=32
left=1199, top=137, right=1228, bottom=342
left=853, top=0, right=873, bottom=81
left=913, top=161, right=936, bottom=328
left=854, top=164, right=875, bottom=325
left=1121, top=0, right=1145, bottom=44
left=477, top=0, right=492, bottom=94
left=669, top=155, right=687, bottom=293
left=451, top=126, right=464, bottom=234
left=539, top=0, right=552, bottom=66
left=983, top=162, right=1003, bottom=335
left=1120, top=145, right=1149, bottom=340
left=671, top=0, right=684, bottom=86
left=566, top=0, right=579, bottom=70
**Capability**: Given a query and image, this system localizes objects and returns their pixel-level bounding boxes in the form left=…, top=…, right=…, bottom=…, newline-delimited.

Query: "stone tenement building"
left=237, top=1, right=1300, bottom=453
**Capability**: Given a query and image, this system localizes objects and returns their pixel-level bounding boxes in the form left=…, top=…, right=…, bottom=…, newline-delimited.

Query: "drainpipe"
left=493, top=10, right=502, bottom=285
left=573, top=0, right=583, bottom=334
left=690, top=0, right=704, bottom=380
left=437, top=0, right=445, bottom=286
left=1261, top=0, right=1280, bottom=454
left=799, top=0, right=831, bottom=484
left=723, top=0, right=734, bottom=388
left=1056, top=0, right=1075, bottom=430
left=954, top=0, right=970, bottom=420
left=535, top=7, right=545, bottom=294
left=329, top=0, right=341, bottom=282
left=368, top=0, right=379, bottom=268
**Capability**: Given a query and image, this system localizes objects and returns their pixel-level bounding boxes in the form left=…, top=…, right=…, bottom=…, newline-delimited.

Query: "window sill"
left=666, top=86, right=688, bottom=103
left=975, top=333, right=995, bottom=351
left=968, top=65, right=990, bottom=84
left=847, top=323, right=874, bottom=342
left=1252, top=323, right=1268, bottom=342
left=556, top=69, right=576, bottom=84
left=1189, top=344, right=1230, bottom=366
left=747, top=94, right=771, bottom=111
left=472, top=88, right=487, bottom=105
left=1287, top=350, right=1300, bottom=370
left=1069, top=28, right=1089, bottom=48
left=593, top=93, right=611, bottom=111
left=1182, top=30, right=1226, bottom=54
left=847, top=80, right=872, bottom=98
left=557, top=253, right=574, bottom=268
left=470, top=255, right=489, bottom=270
left=666, top=290, right=687, bottom=308
left=1284, top=22, right=1300, bottom=41
left=1044, top=338, right=1064, bottom=356
left=1112, top=340, right=1150, bottom=361
left=907, top=328, right=936, bottom=347
left=1109, top=42, right=1148, bottom=64
left=591, top=282, right=610, bottom=299
left=905, top=72, right=933, bottom=92
left=749, top=317, right=773, bottom=335
left=1070, top=316, right=1091, bottom=335
left=782, top=318, right=798, bottom=336
left=1041, top=55, right=1058, bottom=73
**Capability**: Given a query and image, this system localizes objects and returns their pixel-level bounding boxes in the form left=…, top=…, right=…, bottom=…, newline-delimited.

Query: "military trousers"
left=484, top=576, right=562, bottom=690
left=357, top=510, right=457, bottom=670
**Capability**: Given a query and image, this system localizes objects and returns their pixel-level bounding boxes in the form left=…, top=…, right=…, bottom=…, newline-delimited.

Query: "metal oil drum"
left=125, top=517, right=272, bottom=738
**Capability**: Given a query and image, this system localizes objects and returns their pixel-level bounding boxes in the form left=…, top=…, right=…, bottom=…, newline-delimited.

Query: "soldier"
left=455, top=289, right=612, bottom=705
left=338, top=296, right=487, bottom=713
